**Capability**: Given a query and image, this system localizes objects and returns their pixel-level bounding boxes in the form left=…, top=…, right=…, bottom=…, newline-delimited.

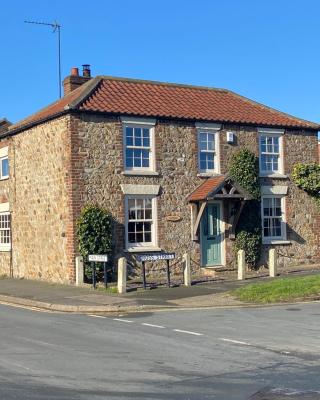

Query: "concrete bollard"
left=75, top=256, right=84, bottom=286
left=269, top=248, right=277, bottom=277
left=237, top=250, right=246, bottom=280
left=117, top=257, right=127, bottom=294
left=183, top=253, right=191, bottom=287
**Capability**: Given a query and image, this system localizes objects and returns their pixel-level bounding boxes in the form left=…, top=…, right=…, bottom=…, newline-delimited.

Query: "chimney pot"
left=63, top=65, right=92, bottom=96
left=71, top=67, right=79, bottom=76
left=82, top=64, right=91, bottom=78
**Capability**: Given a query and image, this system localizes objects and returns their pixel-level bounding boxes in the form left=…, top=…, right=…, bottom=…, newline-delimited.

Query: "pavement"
left=0, top=265, right=320, bottom=313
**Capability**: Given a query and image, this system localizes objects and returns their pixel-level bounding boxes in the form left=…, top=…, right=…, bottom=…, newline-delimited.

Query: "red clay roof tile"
left=8, top=76, right=320, bottom=132
left=188, top=176, right=226, bottom=202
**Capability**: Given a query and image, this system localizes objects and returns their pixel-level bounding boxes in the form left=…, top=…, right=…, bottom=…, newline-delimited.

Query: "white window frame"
left=121, top=117, right=156, bottom=174
left=196, top=123, right=221, bottom=175
left=125, top=195, right=158, bottom=251
left=261, top=195, right=287, bottom=244
left=258, top=128, right=284, bottom=176
left=0, top=146, right=9, bottom=180
left=0, top=203, right=11, bottom=252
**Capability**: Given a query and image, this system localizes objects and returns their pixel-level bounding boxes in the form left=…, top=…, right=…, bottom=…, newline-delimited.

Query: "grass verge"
left=233, top=274, right=320, bottom=303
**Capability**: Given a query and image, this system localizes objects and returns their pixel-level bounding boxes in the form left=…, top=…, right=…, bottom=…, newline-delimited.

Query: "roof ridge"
left=98, top=75, right=229, bottom=93
left=227, top=89, right=319, bottom=128
left=65, top=76, right=103, bottom=110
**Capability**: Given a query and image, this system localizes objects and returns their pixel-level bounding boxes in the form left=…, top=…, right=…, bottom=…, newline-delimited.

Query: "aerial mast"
left=24, top=20, right=62, bottom=98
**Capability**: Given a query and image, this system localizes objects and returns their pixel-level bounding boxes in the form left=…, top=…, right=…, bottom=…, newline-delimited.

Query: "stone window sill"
left=0, top=177, right=9, bottom=181
left=259, top=174, right=288, bottom=179
left=122, top=171, right=160, bottom=177
left=197, top=172, right=220, bottom=178
left=125, top=247, right=162, bottom=253
left=262, top=240, right=291, bottom=245
left=0, top=246, right=11, bottom=252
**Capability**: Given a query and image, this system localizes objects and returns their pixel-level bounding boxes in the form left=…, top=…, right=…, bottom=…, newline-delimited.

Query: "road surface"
left=0, top=302, right=319, bottom=399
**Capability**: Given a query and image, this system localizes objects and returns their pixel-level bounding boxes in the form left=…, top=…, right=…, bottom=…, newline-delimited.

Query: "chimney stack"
left=63, top=65, right=92, bottom=96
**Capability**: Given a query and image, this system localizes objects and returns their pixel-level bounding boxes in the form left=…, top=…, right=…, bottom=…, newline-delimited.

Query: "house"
left=0, top=66, right=319, bottom=283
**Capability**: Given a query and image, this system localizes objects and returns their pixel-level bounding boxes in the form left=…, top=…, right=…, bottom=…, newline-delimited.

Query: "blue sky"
left=1, top=0, right=320, bottom=128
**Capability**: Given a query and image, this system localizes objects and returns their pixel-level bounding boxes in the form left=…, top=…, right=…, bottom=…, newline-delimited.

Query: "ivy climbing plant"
left=229, top=148, right=262, bottom=268
left=292, top=163, right=320, bottom=208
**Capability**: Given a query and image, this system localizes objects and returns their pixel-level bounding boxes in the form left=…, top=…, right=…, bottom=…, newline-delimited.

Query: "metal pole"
left=104, top=262, right=108, bottom=289
left=166, top=259, right=171, bottom=288
left=92, top=262, right=96, bottom=289
left=142, top=261, right=146, bottom=290
left=57, top=25, right=61, bottom=98
left=24, top=20, right=62, bottom=98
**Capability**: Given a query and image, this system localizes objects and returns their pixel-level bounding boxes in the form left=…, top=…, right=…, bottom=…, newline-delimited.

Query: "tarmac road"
left=0, top=302, right=320, bottom=399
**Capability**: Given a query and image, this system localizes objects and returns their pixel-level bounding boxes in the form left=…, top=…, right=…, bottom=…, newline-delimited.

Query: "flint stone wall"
left=71, top=114, right=320, bottom=276
left=0, top=112, right=318, bottom=283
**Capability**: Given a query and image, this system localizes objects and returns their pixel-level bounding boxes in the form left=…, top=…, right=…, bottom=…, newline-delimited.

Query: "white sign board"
left=136, top=253, right=175, bottom=262
left=88, top=254, right=109, bottom=262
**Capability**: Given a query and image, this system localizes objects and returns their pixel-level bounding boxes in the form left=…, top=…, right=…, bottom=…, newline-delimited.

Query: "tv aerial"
left=24, top=20, right=62, bottom=98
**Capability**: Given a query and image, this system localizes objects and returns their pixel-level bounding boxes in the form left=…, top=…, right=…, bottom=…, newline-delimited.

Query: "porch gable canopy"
left=187, top=175, right=253, bottom=203
left=187, top=175, right=253, bottom=241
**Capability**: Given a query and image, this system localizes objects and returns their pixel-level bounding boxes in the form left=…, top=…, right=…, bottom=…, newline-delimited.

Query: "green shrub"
left=77, top=205, right=113, bottom=280
left=292, top=163, right=320, bottom=207
left=234, top=230, right=262, bottom=267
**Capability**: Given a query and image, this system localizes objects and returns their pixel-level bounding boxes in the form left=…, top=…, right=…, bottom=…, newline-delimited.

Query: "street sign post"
left=88, top=254, right=109, bottom=289
left=88, top=254, right=109, bottom=262
left=135, top=253, right=175, bottom=289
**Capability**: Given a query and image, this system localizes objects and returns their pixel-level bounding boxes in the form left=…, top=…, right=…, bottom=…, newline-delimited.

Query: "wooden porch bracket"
left=191, top=202, right=206, bottom=241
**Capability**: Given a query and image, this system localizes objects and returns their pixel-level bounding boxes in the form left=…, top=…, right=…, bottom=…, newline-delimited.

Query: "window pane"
left=1, top=158, right=9, bottom=177
left=144, top=222, right=152, bottom=232
left=142, top=149, right=150, bottom=168
left=144, top=232, right=152, bottom=242
left=260, top=136, right=266, bottom=152
left=144, top=209, right=152, bottom=219
left=125, top=149, right=133, bottom=168
left=200, top=153, right=207, bottom=170
left=126, top=127, right=133, bottom=137
left=128, top=232, right=136, bottom=243
left=128, top=200, right=136, bottom=220
left=142, top=129, right=150, bottom=147
left=136, top=232, right=143, bottom=242
left=126, top=127, right=133, bottom=147
left=207, top=134, right=215, bottom=151
left=134, top=128, right=142, bottom=146
left=206, top=153, right=214, bottom=170
left=133, top=149, right=142, bottom=167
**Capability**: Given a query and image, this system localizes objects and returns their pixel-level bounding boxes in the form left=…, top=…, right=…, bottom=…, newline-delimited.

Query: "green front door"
left=200, top=203, right=222, bottom=266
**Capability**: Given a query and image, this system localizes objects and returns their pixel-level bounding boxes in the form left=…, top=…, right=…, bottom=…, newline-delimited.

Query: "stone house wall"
left=69, top=113, right=320, bottom=277
left=0, top=117, right=71, bottom=282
